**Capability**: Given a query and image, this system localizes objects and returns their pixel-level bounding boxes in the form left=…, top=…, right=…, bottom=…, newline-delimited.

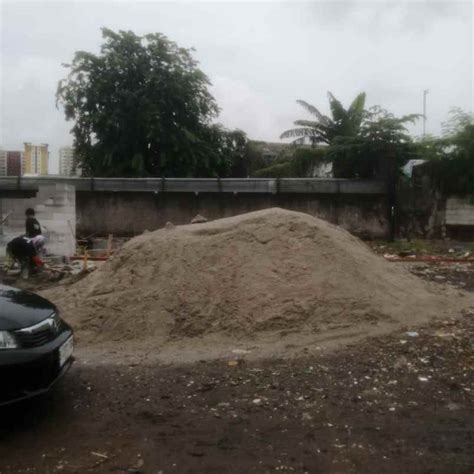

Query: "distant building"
left=23, top=143, right=49, bottom=175
left=249, top=141, right=291, bottom=164
left=0, top=149, right=6, bottom=176
left=6, top=151, right=23, bottom=176
left=59, top=146, right=81, bottom=176
left=261, top=147, right=279, bottom=163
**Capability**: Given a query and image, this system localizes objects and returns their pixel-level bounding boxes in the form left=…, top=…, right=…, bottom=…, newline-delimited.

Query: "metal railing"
left=0, top=176, right=387, bottom=194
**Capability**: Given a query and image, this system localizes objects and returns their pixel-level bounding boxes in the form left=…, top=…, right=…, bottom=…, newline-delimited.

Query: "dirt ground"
left=0, top=261, right=473, bottom=473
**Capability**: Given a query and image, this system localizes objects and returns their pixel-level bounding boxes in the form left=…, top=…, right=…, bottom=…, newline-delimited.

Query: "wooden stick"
left=1, top=211, right=12, bottom=225
left=71, top=256, right=108, bottom=261
left=83, top=250, right=88, bottom=271
left=106, top=234, right=113, bottom=258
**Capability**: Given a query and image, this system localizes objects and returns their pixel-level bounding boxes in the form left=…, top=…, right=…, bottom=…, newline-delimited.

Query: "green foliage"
left=328, top=106, right=420, bottom=178
left=412, top=135, right=447, bottom=161
left=442, top=107, right=474, bottom=137
left=227, top=141, right=292, bottom=177
left=253, top=148, right=327, bottom=178
left=180, top=125, right=250, bottom=178
left=411, top=110, right=474, bottom=196
left=226, top=140, right=269, bottom=177
left=252, top=161, right=295, bottom=178
left=436, top=123, right=474, bottom=195
left=280, top=92, right=366, bottom=145
left=56, top=28, right=225, bottom=177
left=281, top=92, right=423, bottom=179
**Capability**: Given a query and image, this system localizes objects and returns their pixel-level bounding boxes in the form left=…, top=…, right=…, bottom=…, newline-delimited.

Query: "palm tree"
left=280, top=92, right=366, bottom=146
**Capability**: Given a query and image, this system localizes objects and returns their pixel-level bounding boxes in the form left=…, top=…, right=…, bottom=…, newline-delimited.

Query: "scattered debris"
left=190, top=214, right=208, bottom=224
left=91, top=452, right=108, bottom=459
left=411, top=264, right=474, bottom=291
left=231, top=349, right=251, bottom=355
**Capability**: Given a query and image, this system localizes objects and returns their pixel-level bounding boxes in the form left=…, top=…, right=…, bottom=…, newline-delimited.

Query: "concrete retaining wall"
left=76, top=191, right=389, bottom=239
left=446, top=197, right=474, bottom=225
left=444, top=196, right=474, bottom=239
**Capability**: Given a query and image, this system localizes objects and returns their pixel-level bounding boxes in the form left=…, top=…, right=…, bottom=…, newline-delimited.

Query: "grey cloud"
left=1, top=1, right=472, bottom=172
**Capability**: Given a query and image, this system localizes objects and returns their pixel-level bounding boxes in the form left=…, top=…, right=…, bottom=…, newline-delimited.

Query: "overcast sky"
left=1, top=0, right=473, bottom=173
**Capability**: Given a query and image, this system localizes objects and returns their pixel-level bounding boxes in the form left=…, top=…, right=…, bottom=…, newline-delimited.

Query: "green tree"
left=412, top=135, right=447, bottom=162
left=56, top=28, right=222, bottom=177
left=280, top=92, right=366, bottom=145
left=441, top=107, right=474, bottom=137
left=437, top=116, right=474, bottom=195
left=410, top=108, right=474, bottom=195
left=327, top=106, right=420, bottom=178
left=253, top=147, right=328, bottom=178
left=237, top=141, right=270, bottom=177
left=195, top=126, right=250, bottom=178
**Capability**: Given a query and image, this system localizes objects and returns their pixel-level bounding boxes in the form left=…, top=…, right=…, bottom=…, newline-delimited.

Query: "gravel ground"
left=410, top=263, right=474, bottom=292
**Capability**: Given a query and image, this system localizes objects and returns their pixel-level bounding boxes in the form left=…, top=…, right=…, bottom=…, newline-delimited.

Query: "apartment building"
left=59, top=146, right=81, bottom=176
left=24, top=143, right=49, bottom=175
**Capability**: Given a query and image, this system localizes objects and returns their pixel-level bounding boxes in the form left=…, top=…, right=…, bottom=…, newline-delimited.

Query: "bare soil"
left=1, top=232, right=473, bottom=473
left=0, top=307, right=472, bottom=473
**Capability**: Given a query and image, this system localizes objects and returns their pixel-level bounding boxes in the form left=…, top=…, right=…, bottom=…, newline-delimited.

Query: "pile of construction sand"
left=43, top=208, right=470, bottom=348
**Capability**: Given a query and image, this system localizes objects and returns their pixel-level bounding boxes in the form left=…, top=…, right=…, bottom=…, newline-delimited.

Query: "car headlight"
left=0, top=331, right=18, bottom=349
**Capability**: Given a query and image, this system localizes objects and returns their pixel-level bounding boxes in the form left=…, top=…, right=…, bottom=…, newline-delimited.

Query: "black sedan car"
left=0, top=284, right=73, bottom=406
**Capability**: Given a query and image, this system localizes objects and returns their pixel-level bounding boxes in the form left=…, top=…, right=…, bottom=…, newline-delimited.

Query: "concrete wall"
left=0, top=184, right=76, bottom=256
left=444, top=196, right=474, bottom=239
left=397, top=163, right=474, bottom=240
left=76, top=191, right=389, bottom=239
left=446, top=197, right=474, bottom=225
left=396, top=176, right=446, bottom=239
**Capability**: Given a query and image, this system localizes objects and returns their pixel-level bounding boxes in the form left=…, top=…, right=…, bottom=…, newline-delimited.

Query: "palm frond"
left=296, top=100, right=330, bottom=125
left=399, top=113, right=422, bottom=124
left=293, top=120, right=321, bottom=128
left=327, top=92, right=346, bottom=122
left=280, top=128, right=317, bottom=139
left=283, top=92, right=367, bottom=145
left=348, top=92, right=366, bottom=116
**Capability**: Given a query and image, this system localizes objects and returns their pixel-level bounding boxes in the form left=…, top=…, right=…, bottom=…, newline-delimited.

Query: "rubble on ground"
left=190, top=214, right=208, bottom=224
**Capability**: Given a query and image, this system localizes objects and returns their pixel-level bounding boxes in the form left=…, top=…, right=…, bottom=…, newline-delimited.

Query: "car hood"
left=0, top=285, right=56, bottom=330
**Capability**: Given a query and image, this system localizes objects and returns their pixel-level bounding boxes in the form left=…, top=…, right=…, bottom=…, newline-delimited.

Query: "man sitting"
left=6, top=235, right=45, bottom=278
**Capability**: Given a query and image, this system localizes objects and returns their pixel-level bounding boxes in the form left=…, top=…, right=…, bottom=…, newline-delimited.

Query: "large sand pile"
left=44, top=208, right=465, bottom=348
